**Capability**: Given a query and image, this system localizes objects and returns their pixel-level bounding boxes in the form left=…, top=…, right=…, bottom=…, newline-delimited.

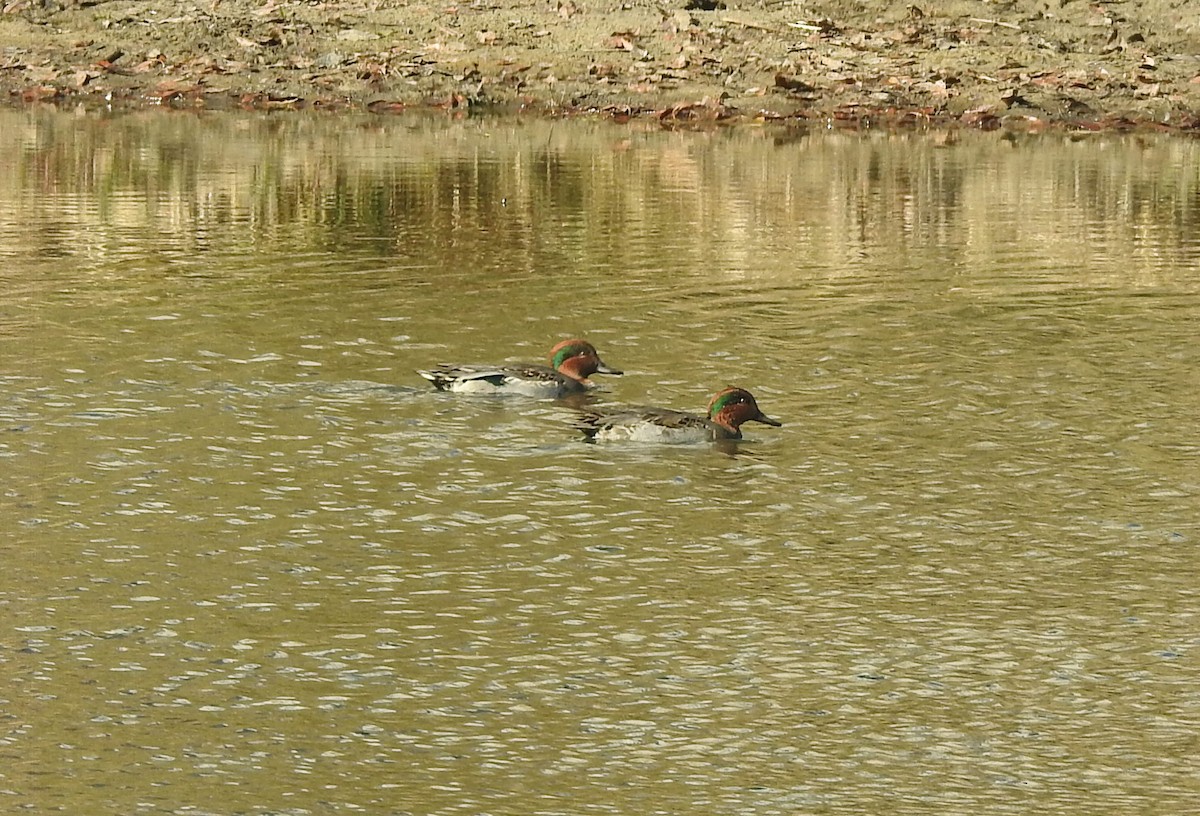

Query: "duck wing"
left=418, top=363, right=579, bottom=394
left=574, top=405, right=718, bottom=438
left=417, top=364, right=507, bottom=390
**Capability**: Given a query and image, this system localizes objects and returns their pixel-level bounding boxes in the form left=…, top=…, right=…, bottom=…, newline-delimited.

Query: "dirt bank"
left=2, top=0, right=1199, bottom=129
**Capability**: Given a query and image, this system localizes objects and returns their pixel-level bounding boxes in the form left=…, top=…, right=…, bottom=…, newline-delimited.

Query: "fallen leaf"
left=658, top=96, right=733, bottom=122
left=358, top=62, right=389, bottom=81
left=501, top=63, right=532, bottom=80
left=455, top=64, right=481, bottom=81
left=918, top=79, right=950, bottom=99
left=337, top=28, right=379, bottom=42
left=610, top=31, right=640, bottom=51
left=1000, top=87, right=1031, bottom=107
left=26, top=66, right=60, bottom=82
left=774, top=73, right=815, bottom=92
left=589, top=63, right=620, bottom=79
left=21, top=85, right=60, bottom=102
left=601, top=103, right=638, bottom=122
left=367, top=99, right=407, bottom=114
left=147, top=81, right=202, bottom=104
left=265, top=96, right=303, bottom=110
left=239, top=92, right=303, bottom=109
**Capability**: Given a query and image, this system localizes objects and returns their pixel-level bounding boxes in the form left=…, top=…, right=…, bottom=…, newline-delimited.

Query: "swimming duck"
left=417, top=339, right=623, bottom=398
left=574, top=386, right=781, bottom=442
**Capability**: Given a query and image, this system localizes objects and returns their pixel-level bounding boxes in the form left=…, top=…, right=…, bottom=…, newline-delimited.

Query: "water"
left=2, top=109, right=1199, bottom=814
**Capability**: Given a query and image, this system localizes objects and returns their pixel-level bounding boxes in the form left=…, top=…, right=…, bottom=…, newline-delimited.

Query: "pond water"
left=2, top=109, right=1198, bottom=815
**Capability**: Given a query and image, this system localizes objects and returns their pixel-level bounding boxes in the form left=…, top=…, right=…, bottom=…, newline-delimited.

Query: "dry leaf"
left=367, top=99, right=407, bottom=114
left=588, top=63, right=619, bottom=78
left=21, top=85, right=60, bottom=102
left=774, top=73, right=814, bottom=92
left=658, top=96, right=733, bottom=122
left=610, top=31, right=638, bottom=51
left=26, top=66, right=60, bottom=82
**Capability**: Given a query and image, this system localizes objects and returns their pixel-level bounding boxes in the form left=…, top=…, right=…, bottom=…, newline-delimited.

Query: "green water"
left=2, top=109, right=1199, bottom=814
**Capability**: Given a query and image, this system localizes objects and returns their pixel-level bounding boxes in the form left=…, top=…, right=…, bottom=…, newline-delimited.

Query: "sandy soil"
left=2, top=0, right=1199, bottom=129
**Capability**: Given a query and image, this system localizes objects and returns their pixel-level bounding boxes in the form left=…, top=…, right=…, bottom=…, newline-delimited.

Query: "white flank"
left=449, top=376, right=562, bottom=398
left=594, top=422, right=709, bottom=443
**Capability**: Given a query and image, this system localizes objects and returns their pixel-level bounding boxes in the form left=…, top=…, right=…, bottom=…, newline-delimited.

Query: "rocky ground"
left=2, top=0, right=1199, bottom=129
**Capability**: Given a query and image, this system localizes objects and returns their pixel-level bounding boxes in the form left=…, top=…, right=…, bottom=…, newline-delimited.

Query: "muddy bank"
left=2, top=0, right=1199, bottom=129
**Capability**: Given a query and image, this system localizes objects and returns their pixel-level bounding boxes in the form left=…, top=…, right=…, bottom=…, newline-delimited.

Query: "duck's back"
left=575, top=406, right=732, bottom=442
left=419, top=363, right=581, bottom=397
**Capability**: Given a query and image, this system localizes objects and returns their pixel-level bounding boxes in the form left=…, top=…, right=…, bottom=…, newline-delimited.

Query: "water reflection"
left=4, top=112, right=1200, bottom=278
left=2, top=109, right=1199, bottom=814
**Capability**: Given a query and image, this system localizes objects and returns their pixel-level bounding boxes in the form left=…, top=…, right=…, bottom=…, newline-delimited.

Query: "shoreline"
left=3, top=0, right=1198, bottom=132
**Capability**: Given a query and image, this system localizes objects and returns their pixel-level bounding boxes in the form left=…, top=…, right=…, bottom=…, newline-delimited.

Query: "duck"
left=417, top=339, right=623, bottom=398
left=574, top=386, right=781, bottom=442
